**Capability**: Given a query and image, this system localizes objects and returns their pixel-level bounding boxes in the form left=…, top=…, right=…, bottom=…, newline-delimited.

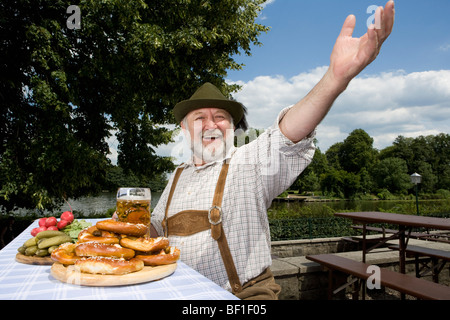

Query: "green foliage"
left=269, top=217, right=354, bottom=241
left=103, top=165, right=168, bottom=192
left=268, top=203, right=336, bottom=219
left=376, top=189, right=396, bottom=200
left=371, top=157, right=411, bottom=194
left=323, top=170, right=360, bottom=199
left=0, top=0, right=269, bottom=211
left=436, top=189, right=450, bottom=198
left=338, top=129, right=377, bottom=173
left=292, top=129, right=449, bottom=200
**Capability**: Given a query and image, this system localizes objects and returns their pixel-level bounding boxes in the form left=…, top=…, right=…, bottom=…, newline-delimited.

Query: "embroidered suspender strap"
left=208, top=163, right=242, bottom=294
left=209, top=163, right=229, bottom=241
left=162, top=166, right=184, bottom=237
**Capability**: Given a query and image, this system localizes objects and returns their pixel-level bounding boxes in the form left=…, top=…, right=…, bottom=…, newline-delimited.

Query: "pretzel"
left=75, top=242, right=135, bottom=259
left=51, top=242, right=81, bottom=265
left=77, top=226, right=119, bottom=244
left=96, top=219, right=148, bottom=237
left=136, top=246, right=180, bottom=266
left=120, top=236, right=169, bottom=252
left=74, top=257, right=144, bottom=275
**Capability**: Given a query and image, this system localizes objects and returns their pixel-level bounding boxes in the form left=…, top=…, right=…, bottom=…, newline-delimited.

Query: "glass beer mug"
left=116, top=188, right=151, bottom=229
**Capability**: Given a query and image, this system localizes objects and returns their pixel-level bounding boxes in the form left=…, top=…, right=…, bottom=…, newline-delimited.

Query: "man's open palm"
left=330, top=0, right=395, bottom=83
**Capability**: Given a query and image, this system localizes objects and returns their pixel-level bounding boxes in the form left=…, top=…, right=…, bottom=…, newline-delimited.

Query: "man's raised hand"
left=329, top=0, right=395, bottom=85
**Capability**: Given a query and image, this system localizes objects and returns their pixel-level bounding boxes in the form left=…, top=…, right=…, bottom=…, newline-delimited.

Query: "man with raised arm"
left=151, top=1, right=395, bottom=300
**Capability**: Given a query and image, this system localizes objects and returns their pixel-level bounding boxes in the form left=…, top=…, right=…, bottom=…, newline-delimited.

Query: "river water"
left=58, top=192, right=441, bottom=217
left=59, top=191, right=162, bottom=215
left=5, top=192, right=446, bottom=218
left=60, top=193, right=393, bottom=216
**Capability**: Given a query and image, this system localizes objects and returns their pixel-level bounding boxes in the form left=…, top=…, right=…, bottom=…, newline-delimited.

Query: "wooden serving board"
left=50, top=262, right=177, bottom=286
left=16, top=253, right=54, bottom=265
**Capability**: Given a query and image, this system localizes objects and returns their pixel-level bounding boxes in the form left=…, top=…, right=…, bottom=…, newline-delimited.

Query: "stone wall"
left=271, top=237, right=357, bottom=258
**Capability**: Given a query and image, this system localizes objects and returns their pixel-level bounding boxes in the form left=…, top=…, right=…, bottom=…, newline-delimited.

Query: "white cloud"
left=261, top=0, right=276, bottom=9
left=259, top=0, right=276, bottom=20
left=439, top=43, right=450, bottom=52
left=232, top=67, right=327, bottom=129
left=150, top=68, right=450, bottom=165
left=230, top=68, right=450, bottom=152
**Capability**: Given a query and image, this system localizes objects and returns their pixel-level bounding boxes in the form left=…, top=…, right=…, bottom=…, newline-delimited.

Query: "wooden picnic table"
left=320, top=212, right=450, bottom=299
left=335, top=211, right=450, bottom=299
left=335, top=211, right=450, bottom=274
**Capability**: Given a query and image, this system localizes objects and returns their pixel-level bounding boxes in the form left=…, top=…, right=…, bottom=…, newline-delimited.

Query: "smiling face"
left=181, top=108, right=235, bottom=166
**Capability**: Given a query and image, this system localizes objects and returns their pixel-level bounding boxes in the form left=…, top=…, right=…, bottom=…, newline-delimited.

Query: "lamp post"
left=410, top=173, right=422, bottom=216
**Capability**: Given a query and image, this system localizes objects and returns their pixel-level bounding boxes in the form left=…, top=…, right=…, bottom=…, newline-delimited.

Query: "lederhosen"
left=161, top=162, right=243, bottom=294
left=161, top=161, right=281, bottom=299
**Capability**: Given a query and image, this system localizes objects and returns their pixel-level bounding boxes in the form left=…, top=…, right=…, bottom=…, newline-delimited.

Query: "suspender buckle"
left=208, top=205, right=223, bottom=225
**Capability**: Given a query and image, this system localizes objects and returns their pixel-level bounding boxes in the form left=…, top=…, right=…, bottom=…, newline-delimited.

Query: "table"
left=335, top=211, right=450, bottom=273
left=335, top=211, right=450, bottom=299
left=0, top=219, right=238, bottom=300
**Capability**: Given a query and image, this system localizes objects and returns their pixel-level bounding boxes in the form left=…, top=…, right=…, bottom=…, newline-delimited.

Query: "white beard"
left=185, top=128, right=233, bottom=164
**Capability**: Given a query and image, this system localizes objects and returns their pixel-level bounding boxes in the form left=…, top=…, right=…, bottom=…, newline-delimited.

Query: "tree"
left=325, top=142, right=343, bottom=170
left=338, top=129, right=378, bottom=174
left=293, top=145, right=327, bottom=193
left=388, top=134, right=450, bottom=193
left=429, top=133, right=450, bottom=190
left=414, top=161, right=437, bottom=194
left=320, top=169, right=360, bottom=199
left=390, top=136, right=415, bottom=170
left=371, top=157, right=411, bottom=194
left=321, top=130, right=376, bottom=198
left=0, top=0, right=269, bottom=211
left=358, top=167, right=374, bottom=195
left=291, top=131, right=449, bottom=198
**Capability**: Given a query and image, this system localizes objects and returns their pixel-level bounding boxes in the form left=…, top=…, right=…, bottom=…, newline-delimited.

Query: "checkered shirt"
left=152, top=107, right=316, bottom=291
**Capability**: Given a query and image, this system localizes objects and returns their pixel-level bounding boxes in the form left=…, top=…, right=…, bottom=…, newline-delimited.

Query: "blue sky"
left=228, top=0, right=450, bottom=81
left=142, top=1, right=450, bottom=165
left=220, top=0, right=450, bottom=154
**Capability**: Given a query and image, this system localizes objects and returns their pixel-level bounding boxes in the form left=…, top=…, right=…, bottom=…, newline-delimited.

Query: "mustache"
left=201, top=129, right=223, bottom=139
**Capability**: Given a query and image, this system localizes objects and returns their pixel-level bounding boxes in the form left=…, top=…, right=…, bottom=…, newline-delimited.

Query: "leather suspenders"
left=161, top=163, right=243, bottom=294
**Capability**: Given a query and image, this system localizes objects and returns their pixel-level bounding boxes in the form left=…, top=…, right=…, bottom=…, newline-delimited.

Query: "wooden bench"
left=342, top=225, right=399, bottom=251
left=352, top=225, right=398, bottom=236
left=352, top=225, right=450, bottom=243
left=306, top=253, right=450, bottom=300
left=389, top=244, right=450, bottom=283
left=415, top=231, right=450, bottom=244
left=351, top=225, right=429, bottom=239
left=345, top=225, right=448, bottom=253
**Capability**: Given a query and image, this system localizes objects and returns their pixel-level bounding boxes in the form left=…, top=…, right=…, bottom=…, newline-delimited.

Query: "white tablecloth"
left=0, top=219, right=238, bottom=300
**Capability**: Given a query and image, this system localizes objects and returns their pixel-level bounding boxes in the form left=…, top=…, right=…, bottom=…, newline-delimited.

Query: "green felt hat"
left=173, top=82, right=245, bottom=126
